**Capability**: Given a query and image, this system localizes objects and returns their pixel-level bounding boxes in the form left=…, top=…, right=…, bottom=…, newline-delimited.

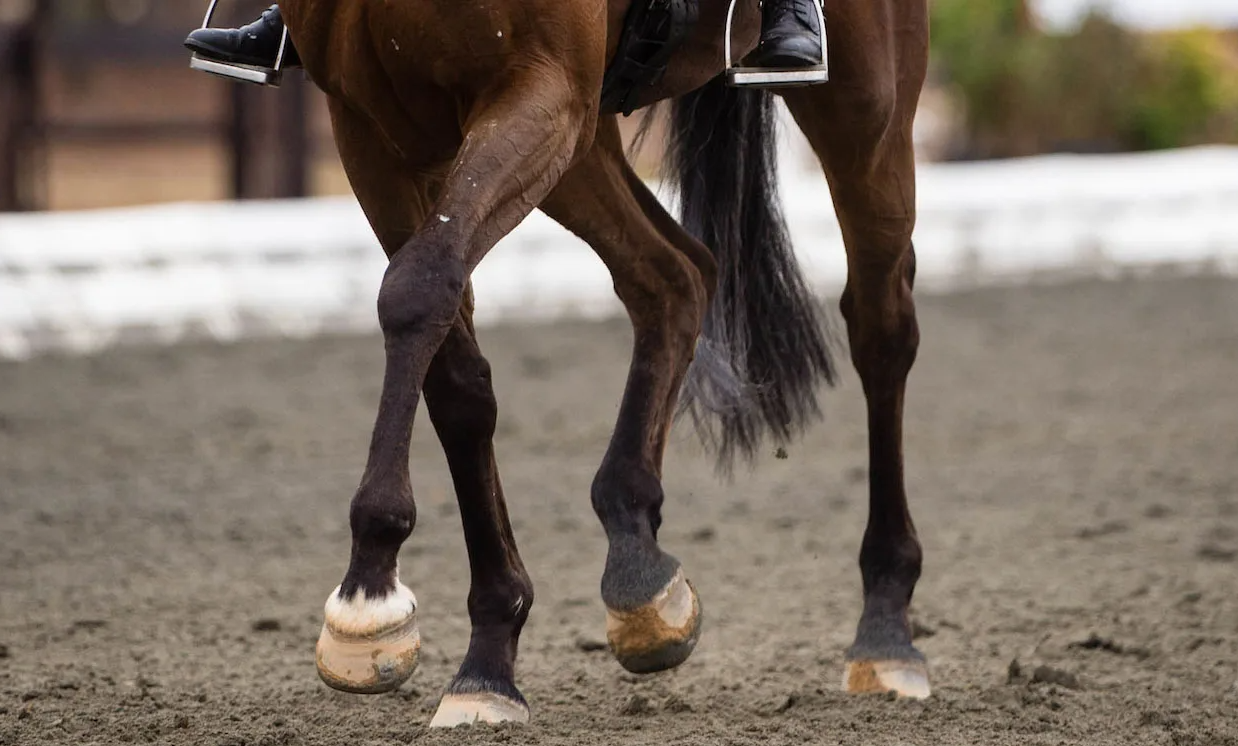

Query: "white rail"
left=2, top=147, right=1237, bottom=360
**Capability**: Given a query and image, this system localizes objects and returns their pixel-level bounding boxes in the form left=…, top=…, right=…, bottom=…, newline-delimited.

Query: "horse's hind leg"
left=422, top=303, right=533, bottom=727
left=782, top=0, right=931, bottom=698
left=541, top=117, right=715, bottom=674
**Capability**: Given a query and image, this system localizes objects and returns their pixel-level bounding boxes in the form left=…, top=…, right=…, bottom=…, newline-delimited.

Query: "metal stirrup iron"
left=188, top=0, right=289, bottom=87
left=724, top=0, right=828, bottom=88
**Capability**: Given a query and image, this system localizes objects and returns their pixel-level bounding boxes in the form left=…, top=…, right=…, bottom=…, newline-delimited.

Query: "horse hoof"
left=843, top=658, right=931, bottom=699
left=315, top=584, right=421, bottom=694
left=605, top=568, right=702, bottom=673
left=429, top=692, right=531, bottom=728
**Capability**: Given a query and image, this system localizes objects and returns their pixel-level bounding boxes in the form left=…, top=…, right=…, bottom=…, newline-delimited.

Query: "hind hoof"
left=843, top=658, right=931, bottom=699
left=315, top=584, right=421, bottom=694
left=605, top=568, right=702, bottom=673
left=429, top=692, right=531, bottom=728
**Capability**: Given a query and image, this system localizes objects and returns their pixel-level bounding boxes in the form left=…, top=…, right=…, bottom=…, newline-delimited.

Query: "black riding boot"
left=752, top=0, right=823, bottom=68
left=185, top=4, right=300, bottom=69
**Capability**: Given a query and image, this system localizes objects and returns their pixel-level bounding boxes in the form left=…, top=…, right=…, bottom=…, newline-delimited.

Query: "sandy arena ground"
left=2, top=277, right=1237, bottom=746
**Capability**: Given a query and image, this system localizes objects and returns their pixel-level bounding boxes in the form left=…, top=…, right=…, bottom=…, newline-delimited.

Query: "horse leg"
left=541, top=117, right=715, bottom=673
left=782, top=0, right=932, bottom=699
left=423, top=304, right=533, bottom=727
left=314, top=71, right=593, bottom=695
left=311, top=102, right=436, bottom=696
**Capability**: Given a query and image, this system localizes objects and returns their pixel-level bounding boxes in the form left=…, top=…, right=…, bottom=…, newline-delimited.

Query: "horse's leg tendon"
left=782, top=0, right=932, bottom=699
left=542, top=117, right=715, bottom=674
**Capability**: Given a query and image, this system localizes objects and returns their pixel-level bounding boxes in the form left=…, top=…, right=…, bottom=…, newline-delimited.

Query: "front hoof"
left=315, top=584, right=421, bottom=694
left=605, top=568, right=702, bottom=674
left=429, top=692, right=531, bottom=728
left=843, top=658, right=931, bottom=699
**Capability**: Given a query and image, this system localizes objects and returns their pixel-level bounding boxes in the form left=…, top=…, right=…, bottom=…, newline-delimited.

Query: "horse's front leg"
left=315, top=60, right=599, bottom=717
left=542, top=117, right=715, bottom=674
left=311, top=188, right=461, bottom=696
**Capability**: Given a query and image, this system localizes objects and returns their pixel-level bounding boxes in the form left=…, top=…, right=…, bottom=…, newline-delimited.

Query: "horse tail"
left=668, top=77, right=838, bottom=471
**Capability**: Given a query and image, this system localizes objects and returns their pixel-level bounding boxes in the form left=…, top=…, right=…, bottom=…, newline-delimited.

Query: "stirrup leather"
left=188, top=0, right=290, bottom=87
left=724, top=0, right=829, bottom=88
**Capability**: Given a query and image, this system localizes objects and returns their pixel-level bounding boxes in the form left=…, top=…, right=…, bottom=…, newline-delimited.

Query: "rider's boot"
left=184, top=4, right=300, bottom=69
left=751, top=0, right=824, bottom=69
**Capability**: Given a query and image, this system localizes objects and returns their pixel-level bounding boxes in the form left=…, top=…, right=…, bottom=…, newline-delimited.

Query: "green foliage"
left=929, top=0, right=1238, bottom=157
left=1128, top=30, right=1238, bottom=150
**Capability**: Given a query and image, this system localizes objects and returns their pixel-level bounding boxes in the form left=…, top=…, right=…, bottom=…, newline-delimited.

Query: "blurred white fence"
left=2, top=146, right=1237, bottom=360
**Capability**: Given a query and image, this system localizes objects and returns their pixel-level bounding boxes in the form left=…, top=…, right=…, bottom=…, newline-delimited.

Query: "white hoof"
left=429, top=692, right=530, bottom=728
left=843, top=658, right=931, bottom=699
left=315, top=583, right=421, bottom=694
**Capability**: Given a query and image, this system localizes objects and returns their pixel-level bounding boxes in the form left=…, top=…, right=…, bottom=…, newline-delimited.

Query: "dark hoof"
left=605, top=569, right=702, bottom=674
left=612, top=633, right=701, bottom=674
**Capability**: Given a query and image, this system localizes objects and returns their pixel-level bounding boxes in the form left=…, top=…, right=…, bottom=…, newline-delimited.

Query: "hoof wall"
left=430, top=692, right=530, bottom=728
left=606, top=569, right=702, bottom=674
left=843, top=658, right=931, bottom=699
left=315, top=585, right=421, bottom=694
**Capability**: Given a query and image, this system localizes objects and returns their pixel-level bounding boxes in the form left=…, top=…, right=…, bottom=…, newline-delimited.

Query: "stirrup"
left=724, top=0, right=828, bottom=88
left=188, top=0, right=290, bottom=87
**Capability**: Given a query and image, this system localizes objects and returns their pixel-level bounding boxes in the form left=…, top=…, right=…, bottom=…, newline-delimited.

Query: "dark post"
left=228, top=74, right=310, bottom=200
left=0, top=17, right=38, bottom=212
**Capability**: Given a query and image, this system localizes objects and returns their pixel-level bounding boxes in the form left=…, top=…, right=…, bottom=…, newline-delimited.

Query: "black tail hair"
left=668, top=77, right=837, bottom=471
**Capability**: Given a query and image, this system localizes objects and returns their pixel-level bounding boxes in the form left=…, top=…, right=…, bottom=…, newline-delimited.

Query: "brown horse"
left=277, top=0, right=929, bottom=727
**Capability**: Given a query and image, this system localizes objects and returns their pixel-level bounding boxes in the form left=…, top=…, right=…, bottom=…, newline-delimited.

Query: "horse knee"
left=377, top=236, right=467, bottom=337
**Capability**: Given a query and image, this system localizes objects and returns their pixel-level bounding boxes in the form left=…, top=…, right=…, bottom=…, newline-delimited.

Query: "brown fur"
left=278, top=0, right=930, bottom=708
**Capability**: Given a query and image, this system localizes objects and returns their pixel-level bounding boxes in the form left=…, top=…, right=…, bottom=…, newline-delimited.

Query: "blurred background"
left=3, top=7, right=1238, bottom=744
left=1, top=0, right=329, bottom=211
left=0, top=0, right=1235, bottom=212
left=1, top=0, right=1237, bottom=360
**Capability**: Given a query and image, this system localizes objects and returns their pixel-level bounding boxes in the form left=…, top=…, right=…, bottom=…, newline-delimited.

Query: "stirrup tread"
left=725, top=65, right=828, bottom=88
left=190, top=55, right=283, bottom=87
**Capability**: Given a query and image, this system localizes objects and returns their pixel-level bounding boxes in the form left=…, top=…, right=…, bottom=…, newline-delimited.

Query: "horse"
left=276, top=0, right=929, bottom=727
